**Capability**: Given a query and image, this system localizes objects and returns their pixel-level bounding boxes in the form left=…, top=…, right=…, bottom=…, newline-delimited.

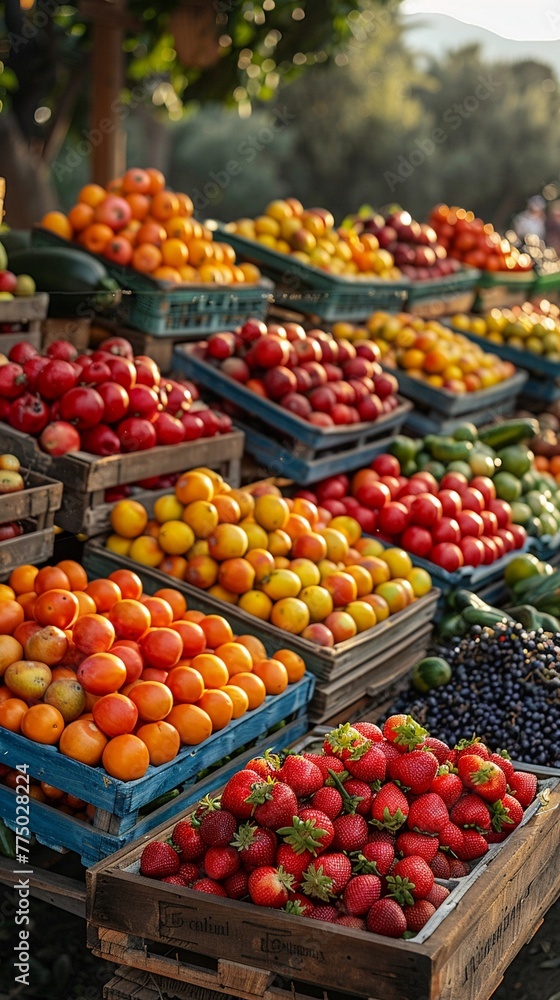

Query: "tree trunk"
left=0, top=113, right=58, bottom=227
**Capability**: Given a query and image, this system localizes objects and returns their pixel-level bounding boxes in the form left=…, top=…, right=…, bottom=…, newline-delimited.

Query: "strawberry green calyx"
left=260, top=749, right=282, bottom=769
left=284, top=899, right=307, bottom=916
left=275, top=865, right=295, bottom=892
left=386, top=874, right=416, bottom=907
left=352, top=853, right=381, bottom=876
left=301, top=864, right=336, bottom=901
left=325, top=768, right=350, bottom=786
left=454, top=736, right=482, bottom=751
left=467, top=763, right=498, bottom=788
left=245, top=776, right=277, bottom=807
left=231, top=822, right=259, bottom=851
left=370, top=806, right=408, bottom=833
left=391, top=717, right=428, bottom=751
left=327, top=768, right=362, bottom=814
left=346, top=739, right=373, bottom=761
left=277, top=816, right=329, bottom=855
left=492, top=748, right=512, bottom=761
left=194, top=794, right=221, bottom=819
left=324, top=723, right=365, bottom=756
left=490, top=801, right=515, bottom=833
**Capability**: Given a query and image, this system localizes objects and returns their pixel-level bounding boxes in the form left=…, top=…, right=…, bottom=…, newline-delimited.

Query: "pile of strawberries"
left=139, top=715, right=538, bottom=939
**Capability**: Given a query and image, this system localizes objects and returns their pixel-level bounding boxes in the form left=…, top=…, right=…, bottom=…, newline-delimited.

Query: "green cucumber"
left=453, top=590, right=491, bottom=611
left=461, top=606, right=515, bottom=626
left=8, top=246, right=112, bottom=293
left=437, top=612, right=470, bottom=641
left=478, top=418, right=539, bottom=450
left=430, top=439, right=474, bottom=463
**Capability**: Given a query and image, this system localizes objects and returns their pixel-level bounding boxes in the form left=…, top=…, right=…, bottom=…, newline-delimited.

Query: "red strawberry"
left=302, top=751, right=331, bottom=780
left=455, top=830, right=489, bottom=862
left=389, top=749, right=439, bottom=793
left=419, top=736, right=455, bottom=765
left=457, top=754, right=507, bottom=803
left=510, top=771, right=538, bottom=808
left=359, top=840, right=395, bottom=876
left=322, top=755, right=346, bottom=775
left=221, top=768, right=260, bottom=820
left=232, top=823, right=277, bottom=870
left=345, top=744, right=387, bottom=783
left=247, top=778, right=298, bottom=830
left=178, top=862, right=199, bottom=885
left=382, top=714, right=428, bottom=753
left=323, top=723, right=367, bottom=761
left=192, top=878, right=228, bottom=896
left=276, top=844, right=314, bottom=887
left=311, top=786, right=343, bottom=819
left=396, top=831, right=439, bottom=863
left=490, top=794, right=523, bottom=834
left=162, top=874, right=186, bottom=886
left=407, top=793, right=449, bottom=835
left=403, top=899, right=436, bottom=931
left=450, top=794, right=491, bottom=833
left=371, top=783, right=409, bottom=832
left=171, top=819, right=205, bottom=861
left=353, top=721, right=383, bottom=742
left=284, top=891, right=316, bottom=916
left=429, top=851, right=450, bottom=879
left=307, top=904, right=338, bottom=922
left=379, top=742, right=403, bottom=765
left=245, top=750, right=281, bottom=779
left=224, top=870, right=249, bottom=899
left=332, top=813, right=369, bottom=852
left=140, top=841, right=180, bottom=878
left=278, top=808, right=334, bottom=855
left=248, top=865, right=294, bottom=908
left=430, top=769, right=463, bottom=809
left=343, top=778, right=373, bottom=815
left=367, top=829, right=396, bottom=846
left=279, top=755, right=324, bottom=797
left=438, top=821, right=464, bottom=855
left=199, top=809, right=237, bottom=847
left=204, top=846, right=240, bottom=881
left=455, top=738, right=489, bottom=762
left=388, top=856, right=434, bottom=902
left=489, top=751, right=515, bottom=783
left=366, top=898, right=407, bottom=937
left=447, top=857, right=471, bottom=877
left=426, top=883, right=450, bottom=907
left=336, top=914, right=367, bottom=929
left=302, top=853, right=352, bottom=899
left=342, top=874, right=381, bottom=915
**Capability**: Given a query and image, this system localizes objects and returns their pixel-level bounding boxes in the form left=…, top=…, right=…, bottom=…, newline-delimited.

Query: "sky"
left=401, top=4, right=560, bottom=74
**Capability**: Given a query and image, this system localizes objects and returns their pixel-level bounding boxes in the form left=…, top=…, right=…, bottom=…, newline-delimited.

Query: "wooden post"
left=81, top=0, right=127, bottom=186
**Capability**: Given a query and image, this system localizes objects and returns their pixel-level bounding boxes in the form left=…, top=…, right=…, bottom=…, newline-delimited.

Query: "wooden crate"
left=0, top=425, right=244, bottom=534
left=84, top=539, right=440, bottom=684
left=0, top=292, right=49, bottom=354
left=0, top=467, right=63, bottom=579
left=92, top=318, right=194, bottom=375
left=41, top=316, right=91, bottom=352
left=87, top=760, right=560, bottom=1000
left=0, top=677, right=313, bottom=867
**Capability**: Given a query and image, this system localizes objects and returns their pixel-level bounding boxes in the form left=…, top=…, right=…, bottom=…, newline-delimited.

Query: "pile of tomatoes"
left=0, top=335, right=231, bottom=457
left=0, top=558, right=306, bottom=786
left=40, top=167, right=261, bottom=286
left=429, top=205, right=533, bottom=273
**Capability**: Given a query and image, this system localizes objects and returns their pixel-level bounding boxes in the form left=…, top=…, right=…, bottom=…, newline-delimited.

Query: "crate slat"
left=388, top=366, right=527, bottom=419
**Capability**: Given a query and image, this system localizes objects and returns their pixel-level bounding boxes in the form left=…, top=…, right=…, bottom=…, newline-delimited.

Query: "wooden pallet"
left=87, top=761, right=560, bottom=1000
left=0, top=425, right=244, bottom=534
left=84, top=540, right=440, bottom=684
left=0, top=679, right=312, bottom=867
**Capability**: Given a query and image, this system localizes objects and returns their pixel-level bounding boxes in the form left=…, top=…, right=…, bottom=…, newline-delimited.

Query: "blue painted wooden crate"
left=386, top=366, right=528, bottom=418
left=0, top=714, right=310, bottom=867
left=0, top=675, right=313, bottom=851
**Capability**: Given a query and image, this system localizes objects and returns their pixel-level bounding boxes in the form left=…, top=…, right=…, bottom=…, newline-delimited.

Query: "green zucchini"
left=7, top=246, right=113, bottom=293
left=453, top=589, right=490, bottom=611
left=430, top=439, right=474, bottom=463
left=478, top=419, right=539, bottom=450
left=461, top=606, right=515, bottom=627
left=437, top=612, right=470, bottom=640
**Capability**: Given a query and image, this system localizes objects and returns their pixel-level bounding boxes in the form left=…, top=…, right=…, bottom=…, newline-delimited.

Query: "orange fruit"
left=21, top=704, right=65, bottom=745
left=213, top=495, right=241, bottom=524
left=166, top=703, right=213, bottom=745
left=200, top=615, right=233, bottom=649
left=215, top=641, right=253, bottom=677
left=170, top=619, right=206, bottom=657
left=158, top=520, right=195, bottom=556
left=0, top=697, right=28, bottom=733
left=108, top=569, right=143, bottom=601
left=191, top=653, right=229, bottom=689
left=16, top=591, right=38, bottom=620
left=228, top=671, right=266, bottom=710
left=175, top=471, right=215, bottom=505
left=254, top=495, right=290, bottom=532
left=153, top=588, right=187, bottom=620
left=34, top=590, right=79, bottom=629
left=9, top=564, right=39, bottom=595
left=59, top=717, right=108, bottom=765
left=85, top=578, right=122, bottom=613
left=197, top=689, right=233, bottom=731
left=158, top=555, right=189, bottom=579
left=139, top=627, right=183, bottom=670
left=92, top=692, right=139, bottom=737
left=132, top=243, right=162, bottom=273
left=110, top=499, right=149, bottom=538
left=270, top=597, right=310, bottom=635
left=252, top=658, right=288, bottom=695
left=218, top=557, right=255, bottom=595
left=129, top=680, right=173, bottom=722
left=0, top=599, right=25, bottom=635
left=220, top=684, right=249, bottom=719
left=235, top=634, right=267, bottom=662
left=34, top=566, right=71, bottom=594
left=72, top=613, right=116, bottom=654
left=146, top=168, right=166, bottom=195
left=77, top=651, right=127, bottom=695
left=78, top=183, right=106, bottom=207
left=81, top=223, right=114, bottom=254
left=237, top=590, right=272, bottom=620
left=102, top=734, right=150, bottom=780
left=41, top=211, right=72, bottom=240
left=55, top=560, right=88, bottom=591
left=140, top=596, right=173, bottom=627
left=24, top=625, right=68, bottom=666
left=166, top=665, right=205, bottom=704
left=0, top=635, right=24, bottom=677
left=151, top=190, right=180, bottom=221
left=109, top=599, right=151, bottom=641
left=273, top=649, right=306, bottom=683
left=136, top=720, right=180, bottom=765
left=0, top=583, right=15, bottom=601
left=68, top=203, right=95, bottom=231
left=129, top=536, right=165, bottom=567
